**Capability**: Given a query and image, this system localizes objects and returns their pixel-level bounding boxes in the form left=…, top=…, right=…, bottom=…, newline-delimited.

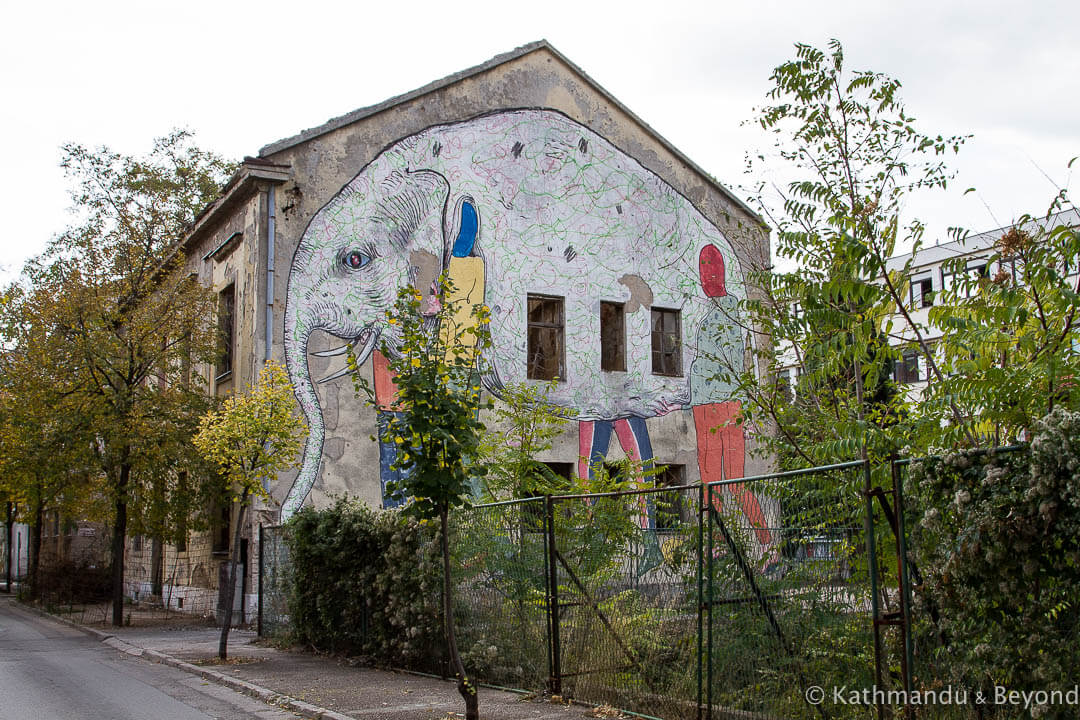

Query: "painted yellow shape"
left=442, top=256, right=486, bottom=361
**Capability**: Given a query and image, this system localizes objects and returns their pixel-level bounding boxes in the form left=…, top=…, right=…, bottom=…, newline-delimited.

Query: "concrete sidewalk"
left=23, top=604, right=608, bottom=720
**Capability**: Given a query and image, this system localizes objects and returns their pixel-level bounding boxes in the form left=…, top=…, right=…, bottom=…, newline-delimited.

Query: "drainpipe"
left=265, top=186, right=276, bottom=364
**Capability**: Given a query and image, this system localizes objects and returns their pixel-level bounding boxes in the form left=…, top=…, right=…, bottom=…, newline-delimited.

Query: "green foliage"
left=286, top=498, right=442, bottom=665
left=738, top=39, right=968, bottom=467
left=478, top=380, right=569, bottom=499
left=350, top=275, right=493, bottom=517
left=919, top=201, right=1080, bottom=446
left=907, top=411, right=1080, bottom=716
left=1, top=130, right=235, bottom=619
left=193, top=361, right=305, bottom=503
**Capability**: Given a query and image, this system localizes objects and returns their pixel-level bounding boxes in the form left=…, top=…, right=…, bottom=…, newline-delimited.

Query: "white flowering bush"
left=907, top=410, right=1080, bottom=716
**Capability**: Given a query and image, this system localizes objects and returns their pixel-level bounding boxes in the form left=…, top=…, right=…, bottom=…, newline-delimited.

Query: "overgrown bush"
left=908, top=410, right=1080, bottom=718
left=286, top=498, right=442, bottom=668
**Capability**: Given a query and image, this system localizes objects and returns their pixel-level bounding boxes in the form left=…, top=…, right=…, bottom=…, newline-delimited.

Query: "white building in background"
left=2, top=522, right=30, bottom=583
left=883, top=208, right=1080, bottom=392
left=776, top=208, right=1080, bottom=394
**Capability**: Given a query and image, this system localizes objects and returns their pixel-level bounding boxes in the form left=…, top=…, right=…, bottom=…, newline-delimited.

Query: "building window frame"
left=651, top=307, right=683, bottom=377
left=527, top=294, right=565, bottom=381
left=600, top=301, right=626, bottom=372
left=216, top=283, right=236, bottom=382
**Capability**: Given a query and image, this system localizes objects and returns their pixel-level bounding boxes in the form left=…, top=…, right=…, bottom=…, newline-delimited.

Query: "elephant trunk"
left=281, top=296, right=324, bottom=521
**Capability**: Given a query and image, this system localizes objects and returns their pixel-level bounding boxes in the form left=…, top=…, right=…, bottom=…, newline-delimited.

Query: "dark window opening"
left=911, top=277, right=934, bottom=308
left=654, top=465, right=689, bottom=530
left=212, top=501, right=231, bottom=555
left=527, top=295, right=565, bottom=381
left=651, top=308, right=682, bottom=376
left=776, top=368, right=795, bottom=403
left=894, top=349, right=920, bottom=384
left=600, top=302, right=626, bottom=372
left=175, top=471, right=188, bottom=553
left=216, top=284, right=236, bottom=381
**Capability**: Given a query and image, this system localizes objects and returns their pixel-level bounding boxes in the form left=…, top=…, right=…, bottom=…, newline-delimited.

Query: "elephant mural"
left=282, top=108, right=770, bottom=545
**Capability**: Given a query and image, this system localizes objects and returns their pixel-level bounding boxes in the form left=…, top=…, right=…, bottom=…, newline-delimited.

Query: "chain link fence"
left=258, top=524, right=292, bottom=637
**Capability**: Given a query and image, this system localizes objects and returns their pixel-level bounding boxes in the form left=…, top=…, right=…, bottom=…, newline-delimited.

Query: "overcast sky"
left=2, top=0, right=1077, bottom=283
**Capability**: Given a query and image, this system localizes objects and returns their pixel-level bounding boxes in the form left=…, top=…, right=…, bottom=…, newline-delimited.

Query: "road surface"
left=0, top=595, right=297, bottom=719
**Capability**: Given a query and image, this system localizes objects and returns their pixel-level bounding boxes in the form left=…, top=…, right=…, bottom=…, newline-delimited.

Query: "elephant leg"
left=694, top=402, right=771, bottom=545
left=613, top=417, right=656, bottom=530
left=373, top=351, right=406, bottom=508
left=614, top=417, right=663, bottom=575
left=577, top=419, right=614, bottom=485
left=377, top=410, right=407, bottom=509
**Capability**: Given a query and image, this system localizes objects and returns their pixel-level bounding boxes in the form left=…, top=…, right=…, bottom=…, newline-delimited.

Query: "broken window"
left=651, top=307, right=682, bottom=376
left=654, top=464, right=690, bottom=530
left=527, top=295, right=565, bottom=381
left=600, top=301, right=626, bottom=372
left=212, top=500, right=231, bottom=555
left=216, top=283, right=236, bottom=381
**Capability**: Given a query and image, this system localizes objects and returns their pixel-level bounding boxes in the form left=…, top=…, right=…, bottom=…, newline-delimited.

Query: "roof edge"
left=257, top=41, right=763, bottom=227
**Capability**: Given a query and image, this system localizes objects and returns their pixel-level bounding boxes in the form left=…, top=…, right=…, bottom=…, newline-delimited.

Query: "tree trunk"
left=219, top=494, right=248, bottom=660
left=5, top=502, right=13, bottom=593
left=29, top=502, right=42, bottom=598
left=441, top=506, right=478, bottom=720
left=111, top=462, right=130, bottom=627
left=151, top=536, right=163, bottom=597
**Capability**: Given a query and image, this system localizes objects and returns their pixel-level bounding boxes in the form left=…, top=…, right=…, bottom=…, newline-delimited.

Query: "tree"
left=193, top=360, right=305, bottom=659
left=0, top=281, right=98, bottom=595
left=22, top=130, right=234, bottom=625
left=478, top=380, right=569, bottom=500
left=917, top=193, right=1080, bottom=446
left=351, top=276, right=492, bottom=720
left=735, top=39, right=970, bottom=467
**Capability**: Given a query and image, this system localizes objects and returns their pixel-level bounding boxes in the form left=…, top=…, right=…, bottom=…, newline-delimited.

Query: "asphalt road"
left=0, top=595, right=297, bottom=720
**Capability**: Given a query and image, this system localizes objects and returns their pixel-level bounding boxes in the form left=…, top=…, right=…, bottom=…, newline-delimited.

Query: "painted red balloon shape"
left=699, top=245, right=727, bottom=297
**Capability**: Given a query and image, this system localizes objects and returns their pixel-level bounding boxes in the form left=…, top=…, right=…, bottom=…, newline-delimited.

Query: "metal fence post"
left=863, top=459, right=884, bottom=719
left=545, top=494, right=561, bottom=696
left=892, top=458, right=915, bottom=711
left=696, top=481, right=705, bottom=720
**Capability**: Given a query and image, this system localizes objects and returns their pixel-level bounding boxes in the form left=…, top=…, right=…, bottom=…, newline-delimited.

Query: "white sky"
left=2, top=0, right=1077, bottom=284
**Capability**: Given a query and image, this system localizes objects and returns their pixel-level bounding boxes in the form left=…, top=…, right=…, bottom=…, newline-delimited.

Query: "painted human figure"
left=576, top=244, right=772, bottom=559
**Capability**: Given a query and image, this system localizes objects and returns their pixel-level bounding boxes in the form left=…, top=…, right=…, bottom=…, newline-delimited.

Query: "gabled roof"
left=258, top=40, right=762, bottom=225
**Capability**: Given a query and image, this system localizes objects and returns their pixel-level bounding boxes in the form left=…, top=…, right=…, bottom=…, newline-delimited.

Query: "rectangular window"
left=216, top=284, right=236, bottom=380
left=175, top=471, right=188, bottom=553
left=654, top=465, right=690, bottom=530
left=894, top=349, right=920, bottom=384
left=776, top=367, right=795, bottom=403
left=943, top=259, right=989, bottom=299
left=132, top=534, right=143, bottom=552
left=212, top=501, right=231, bottom=555
left=910, top=276, right=934, bottom=309
left=527, top=295, right=565, bottom=381
left=600, top=302, right=626, bottom=372
left=651, top=308, right=682, bottom=376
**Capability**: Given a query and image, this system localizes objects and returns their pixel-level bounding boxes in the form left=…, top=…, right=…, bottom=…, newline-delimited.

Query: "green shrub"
left=908, top=410, right=1080, bottom=718
left=286, top=498, right=442, bottom=668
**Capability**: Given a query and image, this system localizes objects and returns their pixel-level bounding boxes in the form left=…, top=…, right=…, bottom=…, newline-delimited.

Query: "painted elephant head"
left=283, top=165, right=474, bottom=518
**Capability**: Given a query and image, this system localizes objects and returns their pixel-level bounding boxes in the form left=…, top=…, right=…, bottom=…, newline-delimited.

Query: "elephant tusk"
left=311, top=343, right=354, bottom=357
left=317, top=366, right=354, bottom=384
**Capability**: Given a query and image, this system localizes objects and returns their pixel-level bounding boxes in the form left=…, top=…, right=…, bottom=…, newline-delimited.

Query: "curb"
left=14, top=601, right=353, bottom=720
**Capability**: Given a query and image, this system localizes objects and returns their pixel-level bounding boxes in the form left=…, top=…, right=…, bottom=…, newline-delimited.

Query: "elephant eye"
left=343, top=250, right=370, bottom=270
